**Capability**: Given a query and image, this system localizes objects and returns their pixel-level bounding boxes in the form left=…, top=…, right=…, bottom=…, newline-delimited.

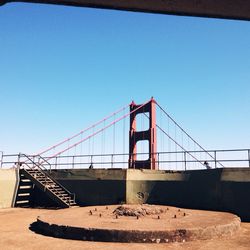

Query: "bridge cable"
left=155, top=102, right=224, bottom=168
left=143, top=112, right=205, bottom=168
left=43, top=100, right=151, bottom=162
left=36, top=103, right=130, bottom=156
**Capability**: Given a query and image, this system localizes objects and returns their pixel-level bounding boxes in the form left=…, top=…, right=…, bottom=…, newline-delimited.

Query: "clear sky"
left=0, top=3, right=250, bottom=155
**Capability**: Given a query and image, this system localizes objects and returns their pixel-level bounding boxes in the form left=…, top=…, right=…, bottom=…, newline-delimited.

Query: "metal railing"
left=1, top=149, right=250, bottom=171
left=17, top=153, right=75, bottom=203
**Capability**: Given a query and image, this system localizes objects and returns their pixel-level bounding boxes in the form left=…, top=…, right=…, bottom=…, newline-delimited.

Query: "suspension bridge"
left=2, top=97, right=250, bottom=171
left=6, top=98, right=225, bottom=171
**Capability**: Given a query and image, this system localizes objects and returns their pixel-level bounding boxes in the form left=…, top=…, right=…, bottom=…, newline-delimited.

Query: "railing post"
left=33, top=155, right=36, bottom=168
left=49, top=159, right=51, bottom=173
left=214, top=151, right=217, bottom=168
left=17, top=153, right=21, bottom=169
left=0, top=151, right=3, bottom=169
left=91, top=155, right=93, bottom=168
left=55, top=157, right=58, bottom=169
left=158, top=152, right=160, bottom=170
left=184, top=151, right=187, bottom=171
left=248, top=149, right=250, bottom=168
left=111, top=154, right=113, bottom=168
left=72, top=156, right=75, bottom=169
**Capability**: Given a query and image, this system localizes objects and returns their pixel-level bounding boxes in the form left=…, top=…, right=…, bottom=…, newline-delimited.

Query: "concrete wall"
left=45, top=169, right=127, bottom=206
left=126, top=169, right=189, bottom=204
left=0, top=169, right=18, bottom=208
left=126, top=168, right=250, bottom=221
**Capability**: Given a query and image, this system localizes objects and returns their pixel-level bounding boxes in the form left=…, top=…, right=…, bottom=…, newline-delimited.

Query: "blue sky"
left=0, top=3, right=250, bottom=155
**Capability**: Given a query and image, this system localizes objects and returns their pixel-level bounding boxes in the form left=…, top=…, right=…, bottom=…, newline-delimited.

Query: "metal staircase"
left=15, top=154, right=77, bottom=208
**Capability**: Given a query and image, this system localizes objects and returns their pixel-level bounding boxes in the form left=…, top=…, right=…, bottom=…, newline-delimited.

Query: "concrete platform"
left=34, top=205, right=241, bottom=243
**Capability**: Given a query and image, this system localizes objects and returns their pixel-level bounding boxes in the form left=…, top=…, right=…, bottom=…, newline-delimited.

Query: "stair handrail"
left=37, top=154, right=53, bottom=172
left=19, top=153, right=76, bottom=204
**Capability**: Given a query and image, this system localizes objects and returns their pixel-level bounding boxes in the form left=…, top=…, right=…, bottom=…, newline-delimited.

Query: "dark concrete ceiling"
left=1, top=0, right=250, bottom=21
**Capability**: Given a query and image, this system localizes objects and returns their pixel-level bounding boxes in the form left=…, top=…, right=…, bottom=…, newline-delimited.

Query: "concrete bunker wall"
left=0, top=169, right=18, bottom=208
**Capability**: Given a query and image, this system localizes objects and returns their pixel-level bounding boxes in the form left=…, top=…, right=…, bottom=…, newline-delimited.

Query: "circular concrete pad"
left=35, top=205, right=240, bottom=243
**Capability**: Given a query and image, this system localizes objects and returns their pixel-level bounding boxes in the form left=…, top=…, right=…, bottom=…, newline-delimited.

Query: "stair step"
left=36, top=177, right=51, bottom=180
left=58, top=194, right=69, bottom=197
left=19, top=185, right=33, bottom=189
left=30, top=174, right=46, bottom=178
left=61, top=198, right=74, bottom=202
left=36, top=178, right=52, bottom=181
left=17, top=193, right=31, bottom=197
left=40, top=181, right=54, bottom=184
left=46, top=184, right=57, bottom=187
left=28, top=173, right=44, bottom=177
left=20, top=178, right=32, bottom=181
left=54, top=191, right=67, bottom=195
left=54, top=193, right=67, bottom=197
left=16, top=197, right=30, bottom=202
left=37, top=179, right=49, bottom=182
left=19, top=180, right=32, bottom=183
left=15, top=200, right=30, bottom=204
left=61, top=198, right=72, bottom=202
left=50, top=190, right=63, bottom=193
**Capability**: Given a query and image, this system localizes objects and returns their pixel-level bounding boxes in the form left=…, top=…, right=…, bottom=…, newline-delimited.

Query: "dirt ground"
left=1, top=208, right=250, bottom=250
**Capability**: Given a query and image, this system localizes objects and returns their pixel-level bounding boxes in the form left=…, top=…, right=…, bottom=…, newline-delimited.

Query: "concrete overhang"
left=0, top=0, right=250, bottom=21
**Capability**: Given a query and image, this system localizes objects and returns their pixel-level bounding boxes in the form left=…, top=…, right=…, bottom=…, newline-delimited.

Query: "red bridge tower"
left=129, top=98, right=158, bottom=170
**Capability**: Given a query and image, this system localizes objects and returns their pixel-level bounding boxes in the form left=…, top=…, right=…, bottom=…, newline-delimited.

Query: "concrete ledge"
left=33, top=205, right=241, bottom=243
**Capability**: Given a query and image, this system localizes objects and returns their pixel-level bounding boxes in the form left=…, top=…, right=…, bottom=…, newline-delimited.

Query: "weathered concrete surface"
left=47, top=169, right=127, bottom=206
left=1, top=208, right=250, bottom=250
left=126, top=169, right=189, bottom=204
left=34, top=205, right=241, bottom=243
left=0, top=169, right=18, bottom=208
